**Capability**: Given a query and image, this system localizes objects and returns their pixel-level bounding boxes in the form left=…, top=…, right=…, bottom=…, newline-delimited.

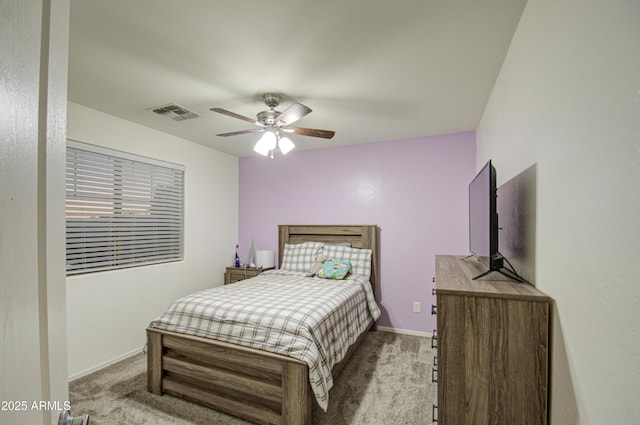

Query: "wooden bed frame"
left=147, top=224, right=378, bottom=425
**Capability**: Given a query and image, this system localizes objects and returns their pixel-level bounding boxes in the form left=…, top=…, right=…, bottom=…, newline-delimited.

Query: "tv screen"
left=469, top=160, right=500, bottom=270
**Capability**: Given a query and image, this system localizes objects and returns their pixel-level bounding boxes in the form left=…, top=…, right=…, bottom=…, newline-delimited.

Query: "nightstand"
left=224, top=266, right=274, bottom=284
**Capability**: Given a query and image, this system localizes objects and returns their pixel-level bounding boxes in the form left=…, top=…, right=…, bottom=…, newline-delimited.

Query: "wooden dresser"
left=434, top=255, right=550, bottom=425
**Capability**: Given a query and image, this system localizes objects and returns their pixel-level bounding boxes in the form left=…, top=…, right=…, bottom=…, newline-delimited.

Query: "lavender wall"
left=239, top=132, right=476, bottom=333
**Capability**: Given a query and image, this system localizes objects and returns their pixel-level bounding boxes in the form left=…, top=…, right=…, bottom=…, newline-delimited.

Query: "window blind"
left=66, top=141, right=185, bottom=275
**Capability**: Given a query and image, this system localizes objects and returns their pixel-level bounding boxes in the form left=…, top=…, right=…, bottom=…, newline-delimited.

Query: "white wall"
left=477, top=0, right=640, bottom=423
left=66, top=102, right=238, bottom=378
left=1, top=1, right=70, bottom=424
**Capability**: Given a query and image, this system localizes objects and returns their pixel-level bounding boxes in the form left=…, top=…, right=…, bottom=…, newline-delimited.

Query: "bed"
left=146, top=224, right=379, bottom=425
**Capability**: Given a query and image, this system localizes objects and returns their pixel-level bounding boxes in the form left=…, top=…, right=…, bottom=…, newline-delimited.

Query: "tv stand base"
left=472, top=267, right=524, bottom=283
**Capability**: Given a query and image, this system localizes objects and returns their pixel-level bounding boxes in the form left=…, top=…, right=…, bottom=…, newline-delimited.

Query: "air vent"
left=149, top=103, right=199, bottom=121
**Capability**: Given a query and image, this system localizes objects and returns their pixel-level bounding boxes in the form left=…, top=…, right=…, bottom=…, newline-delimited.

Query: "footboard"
left=147, top=328, right=312, bottom=425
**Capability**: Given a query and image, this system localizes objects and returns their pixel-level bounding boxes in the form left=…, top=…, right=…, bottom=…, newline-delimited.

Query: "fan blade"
left=216, top=129, right=264, bottom=137
left=284, top=127, right=335, bottom=139
left=210, top=108, right=257, bottom=124
left=275, top=102, right=312, bottom=126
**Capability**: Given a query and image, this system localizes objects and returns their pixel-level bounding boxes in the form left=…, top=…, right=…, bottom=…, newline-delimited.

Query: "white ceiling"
left=68, top=0, right=527, bottom=158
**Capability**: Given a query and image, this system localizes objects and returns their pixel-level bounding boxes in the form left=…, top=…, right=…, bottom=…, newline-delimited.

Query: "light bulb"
left=254, top=131, right=277, bottom=156
left=278, top=136, right=295, bottom=155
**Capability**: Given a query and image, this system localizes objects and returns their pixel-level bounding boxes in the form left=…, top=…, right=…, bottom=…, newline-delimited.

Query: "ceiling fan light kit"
left=211, top=93, right=334, bottom=158
left=253, top=131, right=295, bottom=157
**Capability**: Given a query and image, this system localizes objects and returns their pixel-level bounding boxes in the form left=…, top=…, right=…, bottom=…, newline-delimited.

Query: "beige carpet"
left=69, top=331, right=436, bottom=425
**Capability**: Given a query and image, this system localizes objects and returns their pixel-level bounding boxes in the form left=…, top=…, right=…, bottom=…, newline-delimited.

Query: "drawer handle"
left=432, top=276, right=436, bottom=283
left=431, top=330, right=437, bottom=349
left=431, top=304, right=437, bottom=315
left=432, top=365, right=438, bottom=383
left=432, top=404, right=438, bottom=422
left=432, top=288, right=436, bottom=296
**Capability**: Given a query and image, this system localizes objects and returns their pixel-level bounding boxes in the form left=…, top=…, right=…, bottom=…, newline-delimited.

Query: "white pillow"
left=280, top=242, right=324, bottom=272
left=322, top=245, right=372, bottom=280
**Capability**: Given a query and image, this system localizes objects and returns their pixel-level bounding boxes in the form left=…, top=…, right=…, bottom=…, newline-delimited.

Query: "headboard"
left=278, top=225, right=378, bottom=298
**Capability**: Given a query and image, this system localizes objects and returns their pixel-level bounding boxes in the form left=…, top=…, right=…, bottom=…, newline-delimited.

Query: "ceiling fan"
left=210, top=94, right=335, bottom=157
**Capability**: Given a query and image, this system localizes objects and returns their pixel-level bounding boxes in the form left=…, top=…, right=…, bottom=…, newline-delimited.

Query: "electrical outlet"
left=413, top=301, right=421, bottom=313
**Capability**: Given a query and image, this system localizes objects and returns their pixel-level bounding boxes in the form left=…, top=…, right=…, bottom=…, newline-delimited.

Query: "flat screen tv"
left=468, top=160, right=503, bottom=275
left=468, top=160, right=524, bottom=282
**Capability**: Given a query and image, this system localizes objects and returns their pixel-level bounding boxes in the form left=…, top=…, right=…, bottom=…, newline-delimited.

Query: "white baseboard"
left=377, top=326, right=433, bottom=338
left=68, top=346, right=144, bottom=382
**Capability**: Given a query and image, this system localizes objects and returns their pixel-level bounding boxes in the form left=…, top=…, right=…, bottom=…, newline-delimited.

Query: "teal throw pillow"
left=317, top=260, right=352, bottom=280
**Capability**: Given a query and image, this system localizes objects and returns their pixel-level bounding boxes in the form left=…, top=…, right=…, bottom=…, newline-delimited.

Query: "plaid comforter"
left=149, top=269, right=381, bottom=410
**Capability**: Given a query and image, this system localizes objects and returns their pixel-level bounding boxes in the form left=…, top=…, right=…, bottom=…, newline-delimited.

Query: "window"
left=66, top=140, right=185, bottom=275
